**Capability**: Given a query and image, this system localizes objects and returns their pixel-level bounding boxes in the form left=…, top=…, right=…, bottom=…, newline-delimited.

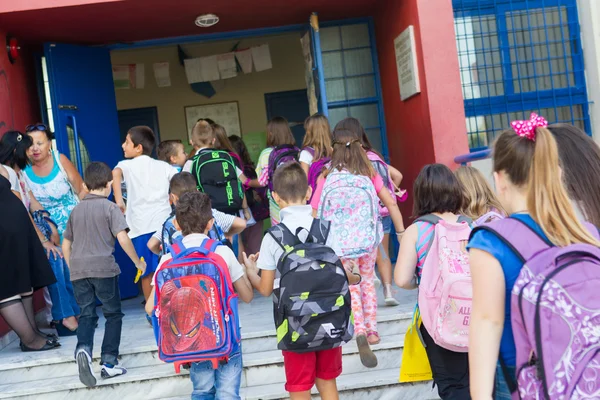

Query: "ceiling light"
left=195, top=14, right=219, bottom=28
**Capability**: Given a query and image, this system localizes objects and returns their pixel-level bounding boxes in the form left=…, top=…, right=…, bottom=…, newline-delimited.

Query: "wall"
left=374, top=0, right=468, bottom=217
left=0, top=30, right=43, bottom=339
left=111, top=33, right=307, bottom=142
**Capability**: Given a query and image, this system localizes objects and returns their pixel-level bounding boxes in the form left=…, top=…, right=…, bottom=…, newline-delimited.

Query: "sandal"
left=367, top=331, right=380, bottom=345
left=20, top=339, right=60, bottom=352
left=356, top=334, right=378, bottom=368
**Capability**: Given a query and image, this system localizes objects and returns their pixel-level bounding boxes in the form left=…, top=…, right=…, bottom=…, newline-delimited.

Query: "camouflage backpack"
left=268, top=219, right=354, bottom=352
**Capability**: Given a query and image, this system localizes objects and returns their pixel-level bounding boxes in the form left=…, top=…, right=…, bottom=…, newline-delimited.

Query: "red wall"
left=0, top=30, right=43, bottom=337
left=374, top=0, right=468, bottom=218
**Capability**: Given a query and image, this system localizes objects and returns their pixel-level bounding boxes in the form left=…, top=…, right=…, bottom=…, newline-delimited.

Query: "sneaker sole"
left=384, top=297, right=400, bottom=306
left=76, top=352, right=97, bottom=388
left=356, top=335, right=378, bottom=368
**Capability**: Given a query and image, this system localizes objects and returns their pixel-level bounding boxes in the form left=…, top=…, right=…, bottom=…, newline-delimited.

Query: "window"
left=453, top=0, right=588, bottom=150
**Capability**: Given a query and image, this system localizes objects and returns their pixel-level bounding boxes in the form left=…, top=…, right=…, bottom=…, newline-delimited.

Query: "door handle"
left=59, top=105, right=78, bottom=110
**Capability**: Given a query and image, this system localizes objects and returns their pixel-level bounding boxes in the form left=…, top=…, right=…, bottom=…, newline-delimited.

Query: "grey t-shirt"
left=64, top=194, right=129, bottom=281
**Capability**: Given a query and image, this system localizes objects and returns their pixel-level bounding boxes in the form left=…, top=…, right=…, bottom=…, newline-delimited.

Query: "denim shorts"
left=381, top=215, right=392, bottom=234
left=495, top=363, right=516, bottom=399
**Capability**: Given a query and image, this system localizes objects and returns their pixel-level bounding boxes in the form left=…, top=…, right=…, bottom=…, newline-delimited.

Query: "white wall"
left=578, top=0, right=600, bottom=142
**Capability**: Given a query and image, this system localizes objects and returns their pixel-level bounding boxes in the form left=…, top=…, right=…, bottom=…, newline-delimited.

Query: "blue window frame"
left=453, top=0, right=589, bottom=150
left=320, top=19, right=389, bottom=159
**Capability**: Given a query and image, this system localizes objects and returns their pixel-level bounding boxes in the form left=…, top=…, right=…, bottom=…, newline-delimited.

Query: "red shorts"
left=282, top=347, right=343, bottom=392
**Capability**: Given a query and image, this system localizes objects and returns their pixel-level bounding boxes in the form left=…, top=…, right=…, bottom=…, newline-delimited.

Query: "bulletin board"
left=184, top=101, right=241, bottom=140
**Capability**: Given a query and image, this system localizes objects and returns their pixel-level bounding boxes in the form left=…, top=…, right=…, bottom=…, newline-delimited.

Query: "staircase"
left=0, top=291, right=437, bottom=399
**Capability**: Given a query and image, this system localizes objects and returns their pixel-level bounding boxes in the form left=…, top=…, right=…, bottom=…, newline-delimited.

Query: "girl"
left=467, top=115, right=600, bottom=399
left=394, top=164, right=471, bottom=399
left=213, top=124, right=243, bottom=169
left=230, top=135, right=268, bottom=255
left=299, top=113, right=332, bottom=175
left=310, top=127, right=405, bottom=368
left=335, top=117, right=404, bottom=306
left=455, top=165, right=505, bottom=224
left=255, top=116, right=297, bottom=225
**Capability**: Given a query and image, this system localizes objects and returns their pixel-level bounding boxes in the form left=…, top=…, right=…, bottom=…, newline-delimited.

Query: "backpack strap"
left=267, top=223, right=301, bottom=252
left=161, top=210, right=176, bottom=252
left=169, top=237, right=210, bottom=260
left=201, top=238, right=220, bottom=253
left=306, top=219, right=330, bottom=244
left=414, top=214, right=442, bottom=225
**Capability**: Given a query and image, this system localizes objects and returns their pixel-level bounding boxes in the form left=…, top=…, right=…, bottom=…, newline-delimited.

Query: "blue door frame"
left=108, top=16, right=389, bottom=158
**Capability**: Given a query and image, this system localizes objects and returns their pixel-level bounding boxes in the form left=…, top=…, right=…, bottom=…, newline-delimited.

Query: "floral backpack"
left=317, top=170, right=381, bottom=258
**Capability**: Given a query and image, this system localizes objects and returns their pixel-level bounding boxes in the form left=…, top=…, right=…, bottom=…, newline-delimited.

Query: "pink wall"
left=374, top=0, right=468, bottom=217
left=0, top=31, right=43, bottom=336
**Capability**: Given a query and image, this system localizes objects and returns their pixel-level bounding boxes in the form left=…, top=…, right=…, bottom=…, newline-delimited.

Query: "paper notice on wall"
left=184, top=58, right=203, bottom=84
left=251, top=44, right=272, bottom=72
left=135, top=63, right=145, bottom=89
left=217, top=53, right=238, bottom=79
left=235, top=49, right=253, bottom=74
left=185, top=56, right=220, bottom=83
left=112, top=65, right=133, bottom=89
left=153, top=62, right=171, bottom=87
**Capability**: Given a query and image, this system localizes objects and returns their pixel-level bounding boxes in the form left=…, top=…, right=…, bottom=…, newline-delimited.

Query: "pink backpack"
left=416, top=214, right=473, bottom=352
left=366, top=152, right=395, bottom=217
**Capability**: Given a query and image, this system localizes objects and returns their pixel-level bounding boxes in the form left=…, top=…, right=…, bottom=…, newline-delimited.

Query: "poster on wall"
left=184, top=101, right=241, bottom=141
left=394, top=25, right=421, bottom=101
left=153, top=62, right=171, bottom=87
left=112, top=64, right=144, bottom=89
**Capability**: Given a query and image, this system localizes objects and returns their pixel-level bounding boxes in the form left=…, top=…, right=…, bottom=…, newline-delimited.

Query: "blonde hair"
left=191, top=121, right=214, bottom=148
left=493, top=127, right=600, bottom=247
left=455, top=166, right=505, bottom=220
left=302, top=114, right=332, bottom=160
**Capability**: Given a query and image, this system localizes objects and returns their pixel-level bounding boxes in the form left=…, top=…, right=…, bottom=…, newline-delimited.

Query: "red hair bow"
left=510, top=113, right=548, bottom=141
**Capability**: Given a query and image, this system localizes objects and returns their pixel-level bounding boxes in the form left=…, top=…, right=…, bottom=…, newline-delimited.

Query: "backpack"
left=267, top=144, right=300, bottom=191
left=317, top=171, right=382, bottom=259
left=191, top=149, right=244, bottom=214
left=152, top=237, right=241, bottom=372
left=473, top=217, right=600, bottom=400
left=268, top=219, right=353, bottom=352
left=366, top=152, right=396, bottom=217
left=242, top=163, right=269, bottom=222
left=473, top=210, right=504, bottom=226
left=416, top=214, right=473, bottom=352
left=304, top=147, right=330, bottom=203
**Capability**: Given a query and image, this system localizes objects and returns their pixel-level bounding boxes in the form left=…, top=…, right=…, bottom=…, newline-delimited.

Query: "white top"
left=153, top=233, right=245, bottom=284
left=115, top=156, right=178, bottom=238
left=257, top=205, right=315, bottom=273
left=183, top=148, right=243, bottom=177
left=299, top=149, right=314, bottom=166
left=4, top=165, right=30, bottom=208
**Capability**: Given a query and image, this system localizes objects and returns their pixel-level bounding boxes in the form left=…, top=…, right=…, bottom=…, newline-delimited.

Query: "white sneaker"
left=101, top=362, right=127, bottom=379
left=373, top=276, right=382, bottom=289
left=76, top=349, right=97, bottom=388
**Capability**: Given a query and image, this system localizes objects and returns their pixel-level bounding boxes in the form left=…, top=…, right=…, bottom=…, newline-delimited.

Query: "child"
left=299, top=114, right=332, bottom=175
left=244, top=162, right=359, bottom=400
left=112, top=126, right=178, bottom=301
left=157, top=140, right=187, bottom=172
left=310, top=127, right=405, bottom=367
left=146, top=172, right=247, bottom=255
left=213, top=124, right=243, bottom=168
left=63, top=162, right=146, bottom=388
left=255, top=116, right=299, bottom=225
left=394, top=164, right=471, bottom=400
left=455, top=165, right=505, bottom=223
left=145, top=191, right=253, bottom=399
left=335, top=117, right=405, bottom=306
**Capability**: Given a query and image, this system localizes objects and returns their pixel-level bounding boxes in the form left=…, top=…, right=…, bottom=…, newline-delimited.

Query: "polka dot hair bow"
left=510, top=113, right=548, bottom=141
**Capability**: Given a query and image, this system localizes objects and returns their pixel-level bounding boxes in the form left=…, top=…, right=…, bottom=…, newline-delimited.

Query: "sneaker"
left=383, top=284, right=400, bottom=307
left=101, top=363, right=127, bottom=379
left=373, top=276, right=381, bottom=289
left=76, top=349, right=97, bottom=388
left=356, top=334, right=378, bottom=368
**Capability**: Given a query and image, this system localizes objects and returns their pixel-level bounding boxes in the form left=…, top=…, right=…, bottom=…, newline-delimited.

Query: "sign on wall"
left=184, top=101, right=241, bottom=141
left=394, top=25, right=421, bottom=101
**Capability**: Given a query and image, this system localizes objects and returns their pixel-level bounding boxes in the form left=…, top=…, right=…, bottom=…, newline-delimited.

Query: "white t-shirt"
left=115, top=156, right=178, bottom=238
left=4, top=165, right=31, bottom=208
left=153, top=233, right=245, bottom=284
left=299, top=149, right=314, bottom=166
left=183, top=148, right=243, bottom=178
left=150, top=208, right=237, bottom=244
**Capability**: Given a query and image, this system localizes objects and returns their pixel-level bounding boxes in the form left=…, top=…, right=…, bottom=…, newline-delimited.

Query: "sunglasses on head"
left=25, top=124, right=49, bottom=133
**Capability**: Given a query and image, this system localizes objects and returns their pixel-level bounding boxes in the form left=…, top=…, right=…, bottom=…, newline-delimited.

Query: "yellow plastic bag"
left=399, top=310, right=432, bottom=383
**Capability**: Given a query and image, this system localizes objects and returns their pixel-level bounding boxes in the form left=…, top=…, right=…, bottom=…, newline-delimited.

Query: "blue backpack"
left=152, top=238, right=241, bottom=372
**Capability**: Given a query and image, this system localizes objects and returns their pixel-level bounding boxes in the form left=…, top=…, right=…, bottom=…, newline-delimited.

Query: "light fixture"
left=195, top=14, right=219, bottom=28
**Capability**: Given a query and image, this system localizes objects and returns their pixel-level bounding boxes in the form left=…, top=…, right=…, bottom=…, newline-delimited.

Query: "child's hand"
left=117, top=201, right=127, bottom=214
left=136, top=258, right=147, bottom=274
left=242, top=252, right=259, bottom=275
left=243, top=208, right=251, bottom=221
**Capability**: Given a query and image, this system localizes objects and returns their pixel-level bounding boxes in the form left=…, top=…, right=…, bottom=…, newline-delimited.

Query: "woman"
left=22, top=124, right=83, bottom=334
left=0, top=168, right=60, bottom=352
left=467, top=116, right=600, bottom=398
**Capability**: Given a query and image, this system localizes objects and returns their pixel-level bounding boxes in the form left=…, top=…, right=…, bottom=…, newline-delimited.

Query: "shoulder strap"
left=53, top=151, right=79, bottom=199
left=267, top=223, right=300, bottom=251
left=303, top=146, right=315, bottom=157
left=307, top=219, right=330, bottom=244
left=414, top=214, right=442, bottom=225
left=470, top=217, right=552, bottom=263
left=201, top=238, right=220, bottom=253
left=161, top=210, right=176, bottom=250
left=457, top=215, right=473, bottom=225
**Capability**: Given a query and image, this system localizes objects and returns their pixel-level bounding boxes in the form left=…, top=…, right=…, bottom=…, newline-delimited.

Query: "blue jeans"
left=72, top=276, right=123, bottom=365
left=190, top=351, right=243, bottom=400
left=47, top=254, right=80, bottom=320
left=495, top=363, right=516, bottom=400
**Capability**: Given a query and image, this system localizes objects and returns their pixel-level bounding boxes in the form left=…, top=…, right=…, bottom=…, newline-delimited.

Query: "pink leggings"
left=341, top=249, right=378, bottom=336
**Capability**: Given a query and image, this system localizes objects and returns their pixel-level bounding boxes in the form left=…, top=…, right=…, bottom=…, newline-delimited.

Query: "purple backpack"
left=304, top=147, right=330, bottom=202
left=267, top=144, right=300, bottom=191
left=477, top=218, right=600, bottom=400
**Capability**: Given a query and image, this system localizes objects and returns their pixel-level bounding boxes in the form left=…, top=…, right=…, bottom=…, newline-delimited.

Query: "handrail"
left=454, top=149, right=492, bottom=165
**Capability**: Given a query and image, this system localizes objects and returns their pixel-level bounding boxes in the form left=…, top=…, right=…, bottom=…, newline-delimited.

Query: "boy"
left=243, top=162, right=360, bottom=400
left=145, top=192, right=253, bottom=399
left=63, top=162, right=146, bottom=388
left=112, top=126, right=178, bottom=301
left=146, top=172, right=247, bottom=255
left=157, top=140, right=187, bottom=172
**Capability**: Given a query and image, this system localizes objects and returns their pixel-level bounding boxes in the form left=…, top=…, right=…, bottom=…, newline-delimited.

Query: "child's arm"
left=243, top=252, right=276, bottom=297
left=147, top=237, right=162, bottom=255
left=241, top=195, right=251, bottom=221
left=116, top=230, right=146, bottom=273
left=145, top=287, right=156, bottom=316
left=112, top=168, right=126, bottom=213
left=394, top=224, right=418, bottom=289
left=233, top=275, right=254, bottom=303
left=388, top=165, right=403, bottom=187
left=378, top=187, right=405, bottom=232
left=62, top=238, right=72, bottom=267
left=228, top=217, right=247, bottom=237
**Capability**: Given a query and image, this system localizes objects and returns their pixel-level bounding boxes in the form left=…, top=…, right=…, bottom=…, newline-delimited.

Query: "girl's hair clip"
left=16, top=133, right=22, bottom=142
left=345, top=141, right=351, bottom=147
